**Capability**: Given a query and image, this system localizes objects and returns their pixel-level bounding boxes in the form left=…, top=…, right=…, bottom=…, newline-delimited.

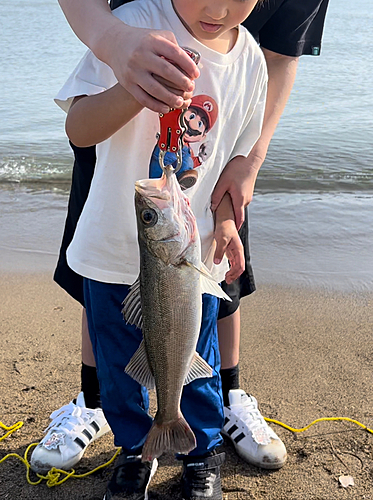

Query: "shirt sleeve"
left=54, top=50, right=117, bottom=113
left=110, top=0, right=130, bottom=9
left=243, top=0, right=330, bottom=57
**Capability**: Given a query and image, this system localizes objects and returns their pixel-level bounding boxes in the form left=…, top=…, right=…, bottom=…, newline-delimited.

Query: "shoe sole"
left=94, top=421, right=111, bottom=441
left=222, top=430, right=287, bottom=470
left=31, top=422, right=111, bottom=473
left=235, top=446, right=286, bottom=469
left=31, top=449, right=87, bottom=474
left=103, top=458, right=158, bottom=500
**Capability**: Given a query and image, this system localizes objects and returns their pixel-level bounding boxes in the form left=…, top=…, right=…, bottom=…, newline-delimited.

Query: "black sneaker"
left=181, top=451, right=225, bottom=500
left=103, top=451, right=158, bottom=500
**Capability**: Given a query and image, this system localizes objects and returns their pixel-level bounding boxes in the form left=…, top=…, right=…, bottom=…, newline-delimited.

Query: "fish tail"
left=142, top=414, right=196, bottom=462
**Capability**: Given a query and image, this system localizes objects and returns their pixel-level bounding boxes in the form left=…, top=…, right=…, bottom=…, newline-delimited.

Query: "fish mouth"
left=144, top=233, right=180, bottom=243
left=157, top=232, right=181, bottom=242
left=135, top=177, right=171, bottom=204
left=135, top=184, right=169, bottom=200
left=135, top=189, right=167, bottom=202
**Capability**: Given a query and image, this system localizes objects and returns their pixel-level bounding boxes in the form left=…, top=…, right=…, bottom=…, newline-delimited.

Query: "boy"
left=54, top=0, right=266, bottom=497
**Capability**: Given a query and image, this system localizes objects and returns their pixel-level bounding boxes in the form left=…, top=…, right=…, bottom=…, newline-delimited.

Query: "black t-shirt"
left=109, top=0, right=329, bottom=57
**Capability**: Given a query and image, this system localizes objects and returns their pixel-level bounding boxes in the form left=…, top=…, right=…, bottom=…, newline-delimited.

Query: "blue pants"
left=83, top=278, right=224, bottom=456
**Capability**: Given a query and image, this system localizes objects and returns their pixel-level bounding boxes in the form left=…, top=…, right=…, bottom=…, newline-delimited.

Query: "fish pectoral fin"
left=184, top=261, right=232, bottom=301
left=184, top=352, right=213, bottom=385
left=199, top=274, right=232, bottom=301
left=121, top=277, right=143, bottom=329
left=125, top=340, right=155, bottom=390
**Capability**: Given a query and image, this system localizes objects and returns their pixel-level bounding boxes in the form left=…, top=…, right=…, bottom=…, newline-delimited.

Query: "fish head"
left=135, top=169, right=199, bottom=266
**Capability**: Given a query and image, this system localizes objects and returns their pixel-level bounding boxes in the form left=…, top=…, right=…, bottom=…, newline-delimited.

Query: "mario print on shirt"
left=149, top=95, right=218, bottom=189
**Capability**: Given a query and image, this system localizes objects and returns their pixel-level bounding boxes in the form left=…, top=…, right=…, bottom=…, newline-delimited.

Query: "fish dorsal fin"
left=184, top=261, right=232, bottom=301
left=121, top=277, right=143, bottom=329
left=125, top=340, right=155, bottom=390
left=184, top=352, right=213, bottom=385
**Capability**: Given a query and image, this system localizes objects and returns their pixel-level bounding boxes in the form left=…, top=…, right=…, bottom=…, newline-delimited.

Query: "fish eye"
left=141, top=208, right=158, bottom=226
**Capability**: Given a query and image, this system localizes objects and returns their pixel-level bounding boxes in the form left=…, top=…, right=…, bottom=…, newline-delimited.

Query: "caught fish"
left=122, top=165, right=230, bottom=461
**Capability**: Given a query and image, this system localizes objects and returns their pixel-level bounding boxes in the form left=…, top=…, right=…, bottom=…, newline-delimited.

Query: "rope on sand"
left=0, top=420, right=24, bottom=441
left=0, top=421, right=121, bottom=487
left=264, top=416, right=373, bottom=435
left=1, top=416, right=372, bottom=487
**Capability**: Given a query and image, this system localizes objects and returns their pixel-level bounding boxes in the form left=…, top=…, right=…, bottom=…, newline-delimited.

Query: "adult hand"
left=211, top=154, right=263, bottom=230
left=152, top=74, right=193, bottom=109
left=108, top=25, right=200, bottom=112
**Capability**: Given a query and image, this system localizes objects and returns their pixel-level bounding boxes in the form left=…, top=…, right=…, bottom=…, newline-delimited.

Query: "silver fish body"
left=123, top=166, right=228, bottom=461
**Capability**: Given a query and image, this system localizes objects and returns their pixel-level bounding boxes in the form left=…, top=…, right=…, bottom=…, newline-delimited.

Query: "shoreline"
left=1, top=185, right=373, bottom=293
left=1, top=272, right=372, bottom=499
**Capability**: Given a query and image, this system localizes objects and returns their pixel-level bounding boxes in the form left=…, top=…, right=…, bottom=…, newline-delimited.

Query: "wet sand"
left=1, top=272, right=373, bottom=499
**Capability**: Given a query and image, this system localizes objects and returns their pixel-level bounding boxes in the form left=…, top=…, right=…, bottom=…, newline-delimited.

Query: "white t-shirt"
left=55, top=0, right=267, bottom=285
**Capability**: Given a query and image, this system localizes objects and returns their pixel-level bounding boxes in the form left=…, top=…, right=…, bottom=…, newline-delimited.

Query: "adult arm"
left=65, top=84, right=143, bottom=147
left=58, top=0, right=199, bottom=112
left=211, top=49, right=299, bottom=229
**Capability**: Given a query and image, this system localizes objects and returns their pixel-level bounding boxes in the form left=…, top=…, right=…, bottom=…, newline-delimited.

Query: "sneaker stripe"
left=224, top=417, right=229, bottom=426
left=82, top=429, right=93, bottom=441
left=226, top=424, right=238, bottom=436
left=74, top=437, right=87, bottom=450
left=90, top=420, right=100, bottom=433
left=233, top=432, right=245, bottom=444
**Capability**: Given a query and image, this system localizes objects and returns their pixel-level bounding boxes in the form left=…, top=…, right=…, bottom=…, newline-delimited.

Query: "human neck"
left=200, top=27, right=238, bottom=54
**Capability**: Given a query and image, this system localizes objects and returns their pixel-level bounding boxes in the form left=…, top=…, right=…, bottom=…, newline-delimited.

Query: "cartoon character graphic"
left=149, top=95, right=218, bottom=189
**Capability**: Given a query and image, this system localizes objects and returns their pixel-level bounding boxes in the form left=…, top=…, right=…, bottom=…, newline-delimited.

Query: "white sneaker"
left=222, top=389, right=287, bottom=469
left=30, top=392, right=110, bottom=473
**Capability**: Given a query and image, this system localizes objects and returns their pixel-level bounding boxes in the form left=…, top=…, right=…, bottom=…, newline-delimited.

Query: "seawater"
left=0, top=0, right=372, bottom=290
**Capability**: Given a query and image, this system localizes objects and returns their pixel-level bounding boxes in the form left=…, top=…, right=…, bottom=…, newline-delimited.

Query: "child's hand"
left=152, top=74, right=193, bottom=109
left=214, top=219, right=244, bottom=285
left=211, top=155, right=261, bottom=230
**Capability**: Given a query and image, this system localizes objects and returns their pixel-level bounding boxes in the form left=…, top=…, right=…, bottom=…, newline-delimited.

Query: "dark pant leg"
left=54, top=144, right=96, bottom=306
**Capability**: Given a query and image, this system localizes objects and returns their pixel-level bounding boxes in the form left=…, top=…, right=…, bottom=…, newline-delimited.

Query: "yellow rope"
left=1, top=415, right=373, bottom=487
left=0, top=421, right=121, bottom=487
left=0, top=420, right=24, bottom=441
left=0, top=441, right=121, bottom=487
left=264, top=416, right=373, bottom=435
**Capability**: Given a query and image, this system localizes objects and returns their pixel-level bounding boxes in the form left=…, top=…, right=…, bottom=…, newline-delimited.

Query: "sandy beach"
left=1, top=0, right=372, bottom=497
left=1, top=271, right=372, bottom=499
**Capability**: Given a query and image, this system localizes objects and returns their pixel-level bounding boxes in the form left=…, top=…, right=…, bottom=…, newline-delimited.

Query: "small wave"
left=256, top=149, right=373, bottom=193
left=255, top=175, right=373, bottom=194
left=0, top=156, right=72, bottom=182
left=0, top=155, right=72, bottom=194
left=1, top=151, right=372, bottom=195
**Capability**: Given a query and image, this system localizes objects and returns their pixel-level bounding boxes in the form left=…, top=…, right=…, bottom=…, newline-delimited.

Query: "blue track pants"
left=83, top=278, right=224, bottom=456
